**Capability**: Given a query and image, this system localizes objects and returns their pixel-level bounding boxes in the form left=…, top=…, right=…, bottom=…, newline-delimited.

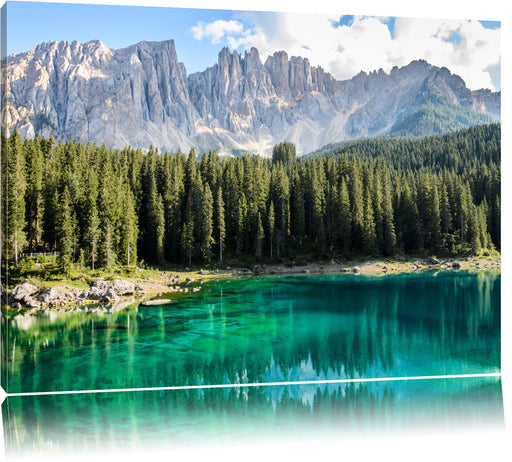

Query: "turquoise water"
left=4, top=271, right=501, bottom=393
left=2, top=376, right=504, bottom=457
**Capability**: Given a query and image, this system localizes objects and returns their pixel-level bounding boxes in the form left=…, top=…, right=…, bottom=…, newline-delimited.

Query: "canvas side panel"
left=1, top=1, right=8, bottom=393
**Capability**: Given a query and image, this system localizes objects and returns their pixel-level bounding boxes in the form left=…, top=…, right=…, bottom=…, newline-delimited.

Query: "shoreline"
left=3, top=254, right=501, bottom=314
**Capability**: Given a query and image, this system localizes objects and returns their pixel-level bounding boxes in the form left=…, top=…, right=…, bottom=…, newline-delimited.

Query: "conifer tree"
left=119, top=187, right=138, bottom=266
left=181, top=200, right=194, bottom=267
left=57, top=187, right=75, bottom=271
left=24, top=138, right=44, bottom=252
left=349, top=161, right=364, bottom=251
left=7, top=131, right=27, bottom=266
left=255, top=212, right=264, bottom=258
left=338, top=178, right=352, bottom=255
left=102, top=220, right=115, bottom=270
left=361, top=185, right=377, bottom=255
left=215, top=187, right=226, bottom=265
left=200, top=183, right=214, bottom=261
left=268, top=200, right=275, bottom=261
left=381, top=175, right=396, bottom=256
left=87, top=204, right=100, bottom=270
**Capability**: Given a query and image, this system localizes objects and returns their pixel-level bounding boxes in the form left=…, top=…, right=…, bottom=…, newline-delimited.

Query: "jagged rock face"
left=4, top=39, right=501, bottom=156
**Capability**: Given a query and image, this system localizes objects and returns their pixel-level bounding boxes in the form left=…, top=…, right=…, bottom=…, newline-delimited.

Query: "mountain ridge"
left=2, top=38, right=500, bottom=156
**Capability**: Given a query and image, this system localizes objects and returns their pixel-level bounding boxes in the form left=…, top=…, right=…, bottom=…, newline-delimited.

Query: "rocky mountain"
left=2, top=39, right=500, bottom=156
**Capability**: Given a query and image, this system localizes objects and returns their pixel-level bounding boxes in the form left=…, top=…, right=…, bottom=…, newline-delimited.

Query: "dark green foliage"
left=389, top=92, right=494, bottom=138
left=0, top=124, right=500, bottom=271
left=272, top=141, right=296, bottom=165
left=5, top=131, right=27, bottom=267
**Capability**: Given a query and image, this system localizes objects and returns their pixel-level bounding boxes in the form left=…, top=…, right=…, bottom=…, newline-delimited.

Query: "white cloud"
left=191, top=20, right=245, bottom=44
left=191, top=13, right=501, bottom=90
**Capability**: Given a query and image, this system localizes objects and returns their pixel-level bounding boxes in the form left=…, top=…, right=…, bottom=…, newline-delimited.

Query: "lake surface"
left=2, top=376, right=504, bottom=457
left=3, top=271, right=501, bottom=393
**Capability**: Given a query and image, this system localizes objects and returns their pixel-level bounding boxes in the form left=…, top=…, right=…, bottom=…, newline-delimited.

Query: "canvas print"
left=0, top=0, right=504, bottom=457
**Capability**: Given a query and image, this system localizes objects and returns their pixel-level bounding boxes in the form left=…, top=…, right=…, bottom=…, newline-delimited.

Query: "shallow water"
left=3, top=271, right=501, bottom=393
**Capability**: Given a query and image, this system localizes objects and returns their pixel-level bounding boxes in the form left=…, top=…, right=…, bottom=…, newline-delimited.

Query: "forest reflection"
left=5, top=271, right=501, bottom=393
left=2, top=376, right=504, bottom=458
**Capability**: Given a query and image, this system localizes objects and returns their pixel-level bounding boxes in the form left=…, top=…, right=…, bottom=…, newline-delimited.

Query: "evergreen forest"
left=1, top=123, right=501, bottom=273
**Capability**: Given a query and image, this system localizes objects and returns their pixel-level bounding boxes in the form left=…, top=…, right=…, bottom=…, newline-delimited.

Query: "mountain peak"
left=4, top=38, right=500, bottom=156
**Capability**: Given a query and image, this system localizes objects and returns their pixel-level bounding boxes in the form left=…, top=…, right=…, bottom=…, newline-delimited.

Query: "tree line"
left=1, top=123, right=500, bottom=272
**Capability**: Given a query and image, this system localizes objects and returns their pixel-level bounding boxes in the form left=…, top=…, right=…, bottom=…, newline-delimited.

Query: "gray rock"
left=111, top=280, right=135, bottom=296
left=141, top=299, right=173, bottom=306
left=100, top=286, right=119, bottom=302
left=9, top=281, right=40, bottom=304
left=452, top=261, right=462, bottom=268
left=37, top=287, right=62, bottom=305
left=24, top=296, right=40, bottom=308
left=86, top=279, right=135, bottom=300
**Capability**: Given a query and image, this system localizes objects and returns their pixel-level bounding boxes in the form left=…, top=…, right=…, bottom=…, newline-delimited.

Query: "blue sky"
left=6, top=1, right=501, bottom=90
left=7, top=2, right=238, bottom=73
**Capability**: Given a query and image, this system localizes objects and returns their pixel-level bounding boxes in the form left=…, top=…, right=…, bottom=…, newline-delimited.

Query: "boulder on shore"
left=9, top=280, right=40, bottom=306
left=37, top=287, right=63, bottom=305
left=86, top=279, right=135, bottom=301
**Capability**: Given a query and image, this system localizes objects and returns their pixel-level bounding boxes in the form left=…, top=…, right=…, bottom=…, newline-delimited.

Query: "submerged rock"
left=140, top=299, right=174, bottom=306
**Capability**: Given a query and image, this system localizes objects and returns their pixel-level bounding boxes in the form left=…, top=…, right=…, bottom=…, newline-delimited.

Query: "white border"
left=0, top=1, right=509, bottom=461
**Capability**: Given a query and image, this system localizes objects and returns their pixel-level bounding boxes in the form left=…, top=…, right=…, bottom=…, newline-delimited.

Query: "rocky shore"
left=6, top=278, right=142, bottom=311
left=2, top=254, right=500, bottom=313
left=3, top=270, right=205, bottom=313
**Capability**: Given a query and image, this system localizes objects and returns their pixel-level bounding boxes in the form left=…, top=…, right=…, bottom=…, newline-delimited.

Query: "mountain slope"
left=2, top=39, right=500, bottom=155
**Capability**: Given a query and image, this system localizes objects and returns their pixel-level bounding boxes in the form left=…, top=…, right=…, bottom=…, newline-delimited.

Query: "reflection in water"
left=1, top=376, right=504, bottom=458
left=3, top=271, right=501, bottom=393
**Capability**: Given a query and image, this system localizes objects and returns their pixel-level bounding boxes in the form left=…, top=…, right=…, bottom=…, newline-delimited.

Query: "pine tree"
left=119, top=187, right=138, bottom=266
left=24, top=138, right=44, bottom=252
left=215, top=187, right=226, bottom=265
left=417, top=173, right=441, bottom=251
left=6, top=131, right=27, bottom=266
left=338, top=178, right=352, bottom=255
left=268, top=200, right=275, bottom=261
left=181, top=208, right=194, bottom=267
left=361, top=185, right=377, bottom=255
left=381, top=174, right=396, bottom=256
left=255, top=212, right=264, bottom=258
left=349, top=161, right=364, bottom=252
left=200, top=183, right=214, bottom=262
left=102, top=220, right=115, bottom=270
left=395, top=180, right=421, bottom=252
left=151, top=191, right=166, bottom=265
left=272, top=141, right=296, bottom=166
left=57, top=187, right=75, bottom=271
left=290, top=166, right=306, bottom=243
left=87, top=204, right=100, bottom=270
